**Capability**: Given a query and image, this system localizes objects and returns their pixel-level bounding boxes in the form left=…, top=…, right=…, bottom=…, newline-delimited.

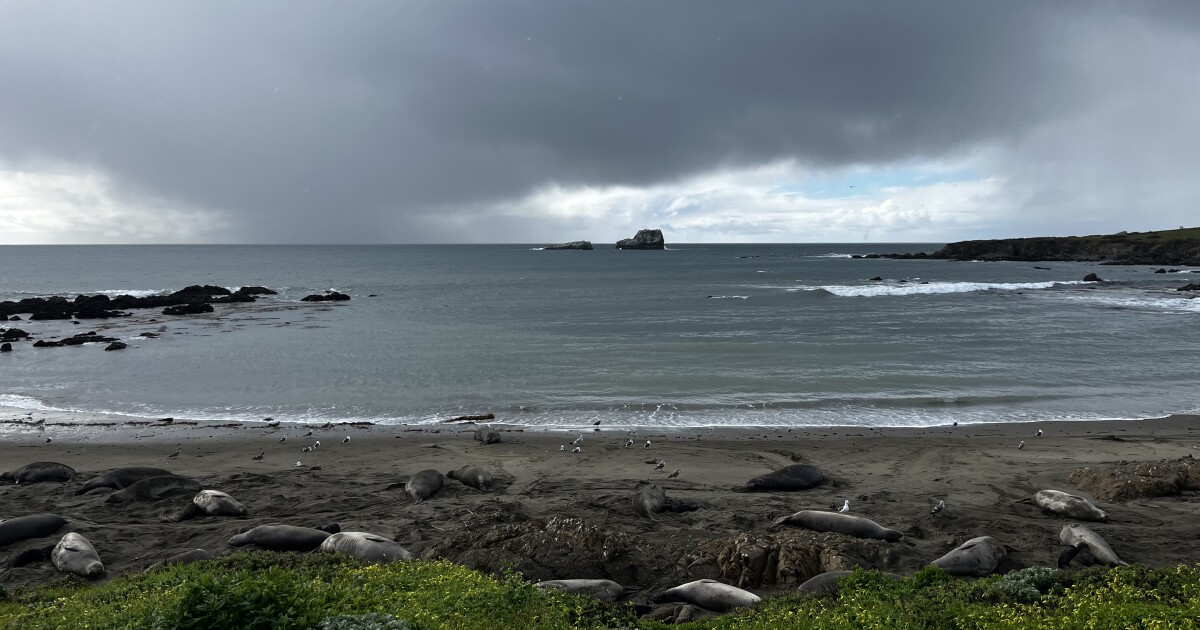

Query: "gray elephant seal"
left=406, top=469, right=444, bottom=503
left=176, top=490, right=249, bottom=521
left=535, top=579, right=627, bottom=604
left=52, top=532, right=105, bottom=578
left=76, top=467, right=174, bottom=495
left=1, top=461, right=77, bottom=484
left=105, top=475, right=202, bottom=503
left=0, top=513, right=69, bottom=547
left=744, top=464, right=824, bottom=492
left=656, top=579, right=761, bottom=612
left=1034, top=489, right=1107, bottom=521
left=931, top=536, right=1007, bottom=577
left=446, top=465, right=493, bottom=492
left=772, top=511, right=904, bottom=542
left=632, top=484, right=666, bottom=519
left=1060, top=523, right=1128, bottom=566
left=798, top=570, right=902, bottom=596
left=318, top=531, right=412, bottom=563
left=473, top=427, right=501, bottom=444
left=228, top=524, right=332, bottom=551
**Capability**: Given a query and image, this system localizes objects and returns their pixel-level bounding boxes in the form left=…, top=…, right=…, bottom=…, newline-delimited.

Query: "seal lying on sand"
left=536, top=579, right=627, bottom=604
left=1, top=462, right=77, bottom=484
left=0, top=513, right=69, bottom=548
left=772, top=511, right=903, bottom=542
left=1034, top=489, right=1107, bottom=521
left=656, top=579, right=761, bottom=612
left=228, top=524, right=332, bottom=552
left=1060, top=523, right=1128, bottom=566
left=446, top=464, right=493, bottom=491
left=632, top=484, right=666, bottom=519
left=76, top=467, right=174, bottom=495
left=473, top=427, right=501, bottom=444
left=105, top=475, right=201, bottom=503
left=53, top=532, right=105, bottom=578
left=743, top=464, right=824, bottom=491
left=318, top=532, right=411, bottom=563
left=176, top=490, right=248, bottom=521
left=406, top=469, right=444, bottom=503
left=797, top=570, right=902, bottom=596
left=931, top=536, right=1007, bottom=577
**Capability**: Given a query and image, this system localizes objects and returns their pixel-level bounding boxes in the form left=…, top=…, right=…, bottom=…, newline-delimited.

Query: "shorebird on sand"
left=839, top=500, right=850, bottom=513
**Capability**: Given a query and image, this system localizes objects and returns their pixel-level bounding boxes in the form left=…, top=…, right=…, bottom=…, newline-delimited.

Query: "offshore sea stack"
left=616, top=229, right=666, bottom=250
left=544, top=241, right=594, bottom=250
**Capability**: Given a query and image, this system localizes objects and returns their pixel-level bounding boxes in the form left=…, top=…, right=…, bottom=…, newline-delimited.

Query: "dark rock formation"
left=857, top=227, right=1200, bottom=265
left=1083, top=273, right=1102, bottom=282
left=235, top=286, right=277, bottom=296
left=32, top=331, right=119, bottom=348
left=544, top=241, right=594, bottom=250
left=7, top=315, right=19, bottom=321
left=616, top=229, right=666, bottom=250
left=104, top=342, right=128, bottom=351
left=169, top=285, right=232, bottom=299
left=300, top=291, right=351, bottom=302
left=1177, top=283, right=1200, bottom=292
left=0, top=342, right=10, bottom=352
left=1, top=328, right=29, bottom=341
left=0, top=284, right=281, bottom=320
left=1069, top=456, right=1200, bottom=502
left=163, top=303, right=214, bottom=316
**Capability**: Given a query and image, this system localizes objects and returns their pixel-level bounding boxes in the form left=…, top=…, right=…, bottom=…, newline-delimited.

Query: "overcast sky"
left=1, top=1, right=1198, bottom=244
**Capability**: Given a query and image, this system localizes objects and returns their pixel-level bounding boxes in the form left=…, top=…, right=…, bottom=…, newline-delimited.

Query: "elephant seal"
left=632, top=484, right=666, bottom=519
left=798, top=570, right=902, bottom=596
left=318, top=531, right=412, bottom=563
left=149, top=548, right=213, bottom=571
left=931, top=536, right=1007, bottom=577
left=52, top=532, right=105, bottom=578
left=1060, top=523, right=1128, bottom=566
left=473, top=427, right=501, bottom=444
left=744, top=464, right=824, bottom=491
left=405, top=469, right=444, bottom=503
left=772, top=511, right=904, bottom=542
left=0, top=513, right=69, bottom=547
left=1, top=461, right=77, bottom=484
left=446, top=464, right=493, bottom=492
left=655, top=579, right=761, bottom=612
left=535, top=579, right=626, bottom=604
left=1034, top=489, right=1107, bottom=522
left=228, top=524, right=332, bottom=552
left=105, top=475, right=202, bottom=503
left=176, top=490, right=249, bottom=521
left=76, top=467, right=174, bottom=495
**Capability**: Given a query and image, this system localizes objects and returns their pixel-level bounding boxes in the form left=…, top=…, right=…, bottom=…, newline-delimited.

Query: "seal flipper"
left=175, top=502, right=202, bottom=522
left=1057, top=545, right=1081, bottom=569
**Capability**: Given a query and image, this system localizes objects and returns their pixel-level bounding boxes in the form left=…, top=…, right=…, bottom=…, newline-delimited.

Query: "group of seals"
left=76, top=467, right=174, bottom=495
left=228, top=524, right=332, bottom=552
left=1033, top=489, right=1108, bottom=521
left=1060, top=523, right=1127, bottom=567
left=743, top=464, right=825, bottom=492
left=1, top=461, right=77, bottom=484
left=772, top=511, right=904, bottom=542
left=105, top=475, right=202, bottom=504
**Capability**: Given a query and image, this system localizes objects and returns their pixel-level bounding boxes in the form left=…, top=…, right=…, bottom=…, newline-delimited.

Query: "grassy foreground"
left=2, top=553, right=1200, bottom=629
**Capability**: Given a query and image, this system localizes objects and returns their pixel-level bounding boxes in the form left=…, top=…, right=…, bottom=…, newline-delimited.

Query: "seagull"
left=644, top=439, right=652, bottom=449
left=559, top=444, right=565, bottom=451
left=654, top=461, right=666, bottom=471
left=252, top=450, right=264, bottom=460
left=1018, top=440, right=1025, bottom=450
left=341, top=436, right=350, bottom=444
left=44, top=437, right=52, bottom=443
left=572, top=446, right=581, bottom=453
left=293, top=461, right=303, bottom=468
left=168, top=448, right=180, bottom=459
left=314, top=441, right=320, bottom=449
left=572, top=435, right=584, bottom=445
left=624, top=439, right=634, bottom=448
left=593, top=420, right=602, bottom=426
left=278, top=436, right=287, bottom=443
left=302, top=446, right=313, bottom=453
left=839, top=500, right=850, bottom=513
left=952, top=421, right=958, bottom=427
left=932, top=500, right=945, bottom=515
left=304, top=430, right=313, bottom=437
left=668, top=468, right=680, bottom=479
left=1036, top=430, right=1043, bottom=437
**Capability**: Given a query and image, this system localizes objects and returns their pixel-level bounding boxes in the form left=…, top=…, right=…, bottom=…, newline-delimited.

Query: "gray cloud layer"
left=1, top=1, right=1197, bottom=242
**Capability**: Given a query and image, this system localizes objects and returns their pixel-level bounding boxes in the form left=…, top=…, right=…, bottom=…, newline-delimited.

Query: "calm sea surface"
left=1, top=244, right=1197, bottom=428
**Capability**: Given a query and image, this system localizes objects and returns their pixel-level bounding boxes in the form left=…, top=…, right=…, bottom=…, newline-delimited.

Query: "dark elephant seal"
left=105, top=475, right=201, bottom=503
left=1, top=461, right=77, bottom=484
left=632, top=484, right=666, bottom=519
left=52, top=532, right=105, bottom=578
left=473, top=427, right=501, bottom=444
left=446, top=464, right=493, bottom=491
left=1034, top=490, right=1107, bottom=521
left=149, top=548, right=213, bottom=571
left=176, top=490, right=248, bottom=521
left=772, top=510, right=903, bottom=542
left=228, top=524, right=332, bottom=551
left=798, top=570, right=902, bottom=596
left=318, top=531, right=412, bottom=563
left=536, top=579, right=626, bottom=603
left=0, top=513, right=69, bottom=547
left=1060, top=523, right=1127, bottom=566
left=406, top=469, right=444, bottom=503
left=655, top=579, right=761, bottom=612
left=744, top=464, right=824, bottom=491
left=76, top=467, right=174, bottom=495
left=931, top=536, right=1007, bottom=577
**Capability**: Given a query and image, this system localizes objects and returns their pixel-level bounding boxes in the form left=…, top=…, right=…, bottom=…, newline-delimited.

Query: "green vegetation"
left=932, top=226, right=1200, bottom=264
left=3, top=554, right=1200, bottom=629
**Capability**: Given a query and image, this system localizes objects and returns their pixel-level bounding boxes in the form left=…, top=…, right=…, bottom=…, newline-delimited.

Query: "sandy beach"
left=3, top=407, right=1200, bottom=601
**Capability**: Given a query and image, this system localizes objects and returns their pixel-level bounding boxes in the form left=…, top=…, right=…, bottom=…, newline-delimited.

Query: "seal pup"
left=1, top=461, right=77, bottom=484
left=1060, top=523, right=1128, bottom=566
left=318, top=531, right=412, bottom=563
left=931, top=536, right=1007, bottom=577
left=632, top=484, right=666, bottom=519
left=743, top=464, right=825, bottom=492
left=176, top=490, right=249, bottom=521
left=52, top=532, right=105, bottom=578
left=405, top=469, right=444, bottom=503
left=1033, top=489, right=1108, bottom=521
left=771, top=511, right=903, bottom=542
left=536, top=579, right=626, bottom=604
left=474, top=427, right=501, bottom=444
left=76, top=467, right=174, bottom=495
left=105, top=475, right=202, bottom=503
left=0, top=513, right=69, bottom=548
left=655, top=579, right=760, bottom=612
left=446, top=465, right=493, bottom=492
left=228, top=524, right=332, bottom=552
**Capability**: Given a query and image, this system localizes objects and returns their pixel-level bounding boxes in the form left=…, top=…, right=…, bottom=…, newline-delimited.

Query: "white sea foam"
left=0, top=394, right=57, bottom=411
left=706, top=295, right=750, bottom=300
left=806, top=253, right=856, bottom=258
left=1055, top=294, right=1200, bottom=313
left=798, top=280, right=1085, bottom=297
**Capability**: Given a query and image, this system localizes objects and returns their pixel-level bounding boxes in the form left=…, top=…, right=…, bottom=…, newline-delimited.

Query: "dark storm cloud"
left=0, top=1, right=1196, bottom=241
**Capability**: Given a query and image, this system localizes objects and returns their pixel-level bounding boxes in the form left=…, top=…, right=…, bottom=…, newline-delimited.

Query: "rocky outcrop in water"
left=857, top=227, right=1200, bottom=265
left=163, top=303, right=215, bottom=316
left=0, top=285, right=280, bottom=320
left=300, top=291, right=351, bottom=302
left=32, top=331, right=121, bottom=348
left=616, top=229, right=666, bottom=250
left=544, top=241, right=594, bottom=250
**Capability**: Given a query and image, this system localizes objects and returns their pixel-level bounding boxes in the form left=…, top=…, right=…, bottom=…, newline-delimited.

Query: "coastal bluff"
left=860, top=227, right=1200, bottom=265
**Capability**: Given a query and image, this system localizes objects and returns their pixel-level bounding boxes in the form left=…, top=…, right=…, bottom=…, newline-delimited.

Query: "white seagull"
left=278, top=436, right=287, bottom=443
left=654, top=460, right=666, bottom=471
left=314, top=441, right=321, bottom=449
left=644, top=439, right=652, bottom=449
left=839, top=500, right=850, bottom=513
left=341, top=436, right=350, bottom=444
left=932, top=500, right=945, bottom=515
left=668, top=468, right=680, bottom=479
left=1018, top=440, right=1025, bottom=450
left=572, top=446, right=581, bottom=453
left=624, top=439, right=634, bottom=448
left=559, top=444, right=565, bottom=451
left=572, top=435, right=584, bottom=445
left=293, top=461, right=303, bottom=468
left=1036, top=430, right=1043, bottom=437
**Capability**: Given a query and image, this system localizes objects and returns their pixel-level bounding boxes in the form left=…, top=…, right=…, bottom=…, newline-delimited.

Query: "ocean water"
left=1, top=244, right=1198, bottom=429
